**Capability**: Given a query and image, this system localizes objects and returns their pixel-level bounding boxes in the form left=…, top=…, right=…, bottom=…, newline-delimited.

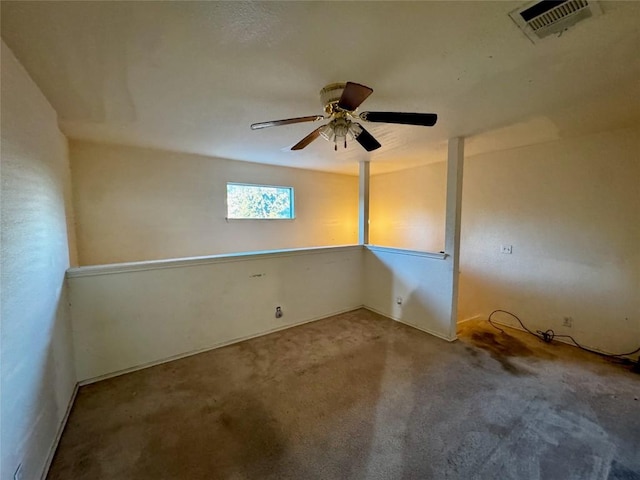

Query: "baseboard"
left=457, top=314, right=484, bottom=325
left=363, top=306, right=457, bottom=342
left=40, top=382, right=79, bottom=480
left=80, top=305, right=365, bottom=386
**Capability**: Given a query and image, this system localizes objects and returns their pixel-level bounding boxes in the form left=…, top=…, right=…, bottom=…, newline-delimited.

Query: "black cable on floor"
left=487, top=309, right=640, bottom=359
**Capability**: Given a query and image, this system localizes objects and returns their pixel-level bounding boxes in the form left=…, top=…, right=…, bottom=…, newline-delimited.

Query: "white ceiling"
left=2, top=1, right=639, bottom=175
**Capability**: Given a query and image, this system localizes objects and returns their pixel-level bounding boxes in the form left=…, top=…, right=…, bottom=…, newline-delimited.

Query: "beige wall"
left=68, top=246, right=363, bottom=381
left=369, top=162, right=446, bottom=252
left=459, top=126, right=639, bottom=354
left=364, top=247, right=455, bottom=341
left=367, top=126, right=639, bottom=354
left=70, top=141, right=359, bottom=265
left=0, top=41, right=77, bottom=480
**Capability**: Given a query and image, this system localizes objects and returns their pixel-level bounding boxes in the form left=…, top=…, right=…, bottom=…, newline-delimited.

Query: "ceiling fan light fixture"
left=349, top=122, right=363, bottom=139
left=320, top=118, right=354, bottom=150
left=333, top=118, right=350, bottom=139
left=319, top=123, right=334, bottom=142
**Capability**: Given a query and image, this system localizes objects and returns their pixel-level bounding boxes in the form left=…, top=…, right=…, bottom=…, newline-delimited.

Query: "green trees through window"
left=226, top=183, right=294, bottom=219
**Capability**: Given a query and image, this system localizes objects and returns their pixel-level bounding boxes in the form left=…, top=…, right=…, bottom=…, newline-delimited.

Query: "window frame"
left=225, top=182, right=295, bottom=220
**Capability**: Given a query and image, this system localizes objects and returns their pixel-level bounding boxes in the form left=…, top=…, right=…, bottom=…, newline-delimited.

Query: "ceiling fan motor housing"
left=320, top=83, right=347, bottom=113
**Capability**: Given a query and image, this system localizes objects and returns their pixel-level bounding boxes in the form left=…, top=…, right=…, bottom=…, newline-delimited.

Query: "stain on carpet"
left=608, top=460, right=640, bottom=480
left=469, top=331, right=534, bottom=375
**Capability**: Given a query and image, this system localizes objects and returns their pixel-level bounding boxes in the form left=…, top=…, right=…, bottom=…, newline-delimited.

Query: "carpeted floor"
left=48, top=308, right=639, bottom=480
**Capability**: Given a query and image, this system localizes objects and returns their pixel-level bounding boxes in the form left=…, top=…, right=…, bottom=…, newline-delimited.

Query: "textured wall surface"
left=0, top=41, right=77, bottom=480
left=364, top=248, right=454, bottom=341
left=68, top=246, right=363, bottom=381
left=369, top=162, right=447, bottom=253
left=365, top=126, right=639, bottom=353
left=70, top=141, right=359, bottom=265
left=458, top=126, right=640, bottom=354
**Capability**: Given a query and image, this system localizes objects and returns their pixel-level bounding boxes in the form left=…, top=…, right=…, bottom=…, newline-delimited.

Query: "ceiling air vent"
left=509, top=0, right=602, bottom=43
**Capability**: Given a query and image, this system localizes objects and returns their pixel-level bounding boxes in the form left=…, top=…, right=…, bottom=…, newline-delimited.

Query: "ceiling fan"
left=250, top=82, right=438, bottom=152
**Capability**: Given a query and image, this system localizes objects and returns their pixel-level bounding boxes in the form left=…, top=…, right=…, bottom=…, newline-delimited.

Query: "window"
left=226, top=183, right=295, bottom=219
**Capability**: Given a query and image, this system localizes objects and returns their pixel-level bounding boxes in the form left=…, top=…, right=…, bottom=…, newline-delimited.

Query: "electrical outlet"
left=275, top=306, right=283, bottom=319
left=14, top=463, right=24, bottom=480
left=500, top=245, right=513, bottom=254
left=563, top=316, right=573, bottom=327
left=396, top=296, right=403, bottom=305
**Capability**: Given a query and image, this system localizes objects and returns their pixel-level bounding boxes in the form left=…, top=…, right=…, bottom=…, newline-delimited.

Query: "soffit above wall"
left=1, top=1, right=639, bottom=175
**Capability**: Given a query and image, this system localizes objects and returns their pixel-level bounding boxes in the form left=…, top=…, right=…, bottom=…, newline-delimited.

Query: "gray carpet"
left=48, top=308, right=640, bottom=479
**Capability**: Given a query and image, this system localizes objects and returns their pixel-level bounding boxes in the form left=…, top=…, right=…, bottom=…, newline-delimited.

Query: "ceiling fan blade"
left=360, top=111, right=437, bottom=127
left=338, top=82, right=373, bottom=111
left=291, top=125, right=324, bottom=150
left=251, top=115, right=324, bottom=130
left=353, top=123, right=381, bottom=152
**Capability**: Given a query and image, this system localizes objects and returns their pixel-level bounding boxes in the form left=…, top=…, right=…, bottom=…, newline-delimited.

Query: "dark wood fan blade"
left=353, top=124, right=381, bottom=152
left=360, top=111, right=437, bottom=126
left=251, top=115, right=324, bottom=130
left=338, top=82, right=373, bottom=111
left=291, top=125, right=324, bottom=150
